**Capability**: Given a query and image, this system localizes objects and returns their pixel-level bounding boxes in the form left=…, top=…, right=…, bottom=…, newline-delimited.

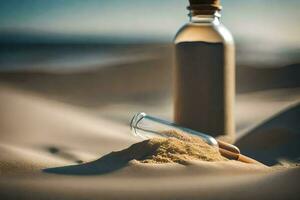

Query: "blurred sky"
left=0, top=0, right=299, bottom=46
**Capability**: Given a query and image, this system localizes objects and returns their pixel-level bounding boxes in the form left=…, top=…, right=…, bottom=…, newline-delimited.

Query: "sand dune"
left=0, top=84, right=299, bottom=199
left=0, top=44, right=299, bottom=199
left=0, top=45, right=172, bottom=107
left=236, top=102, right=300, bottom=165
left=0, top=86, right=139, bottom=175
left=1, top=45, right=299, bottom=107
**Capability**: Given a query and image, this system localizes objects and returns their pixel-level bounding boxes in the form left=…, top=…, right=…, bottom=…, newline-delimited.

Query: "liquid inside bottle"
left=173, top=0, right=235, bottom=143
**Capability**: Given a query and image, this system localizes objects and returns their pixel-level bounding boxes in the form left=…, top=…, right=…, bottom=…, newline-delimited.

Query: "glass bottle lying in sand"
left=130, top=112, right=261, bottom=164
left=174, top=0, right=235, bottom=142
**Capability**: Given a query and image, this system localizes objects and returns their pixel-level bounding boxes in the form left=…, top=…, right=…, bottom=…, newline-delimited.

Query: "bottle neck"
left=189, top=11, right=221, bottom=24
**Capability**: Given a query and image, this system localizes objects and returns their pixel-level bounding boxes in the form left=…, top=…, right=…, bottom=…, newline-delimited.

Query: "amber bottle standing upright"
left=174, top=0, right=235, bottom=143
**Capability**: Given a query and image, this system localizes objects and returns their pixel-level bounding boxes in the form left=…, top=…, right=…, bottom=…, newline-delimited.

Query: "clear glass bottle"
left=173, top=0, right=235, bottom=143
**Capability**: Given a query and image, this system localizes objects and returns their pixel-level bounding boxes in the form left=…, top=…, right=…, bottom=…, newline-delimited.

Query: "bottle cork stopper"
left=188, top=0, right=222, bottom=11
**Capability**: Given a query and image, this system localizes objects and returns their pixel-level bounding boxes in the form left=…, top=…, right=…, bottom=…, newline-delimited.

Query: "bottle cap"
left=188, top=0, right=222, bottom=14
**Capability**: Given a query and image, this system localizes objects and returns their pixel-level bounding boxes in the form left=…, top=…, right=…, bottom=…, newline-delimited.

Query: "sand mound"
left=124, top=130, right=226, bottom=164
left=138, top=137, right=226, bottom=164
left=44, top=131, right=227, bottom=175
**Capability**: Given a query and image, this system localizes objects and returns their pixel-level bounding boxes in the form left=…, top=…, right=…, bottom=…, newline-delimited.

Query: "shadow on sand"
left=236, top=103, right=300, bottom=165
left=44, top=140, right=157, bottom=175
